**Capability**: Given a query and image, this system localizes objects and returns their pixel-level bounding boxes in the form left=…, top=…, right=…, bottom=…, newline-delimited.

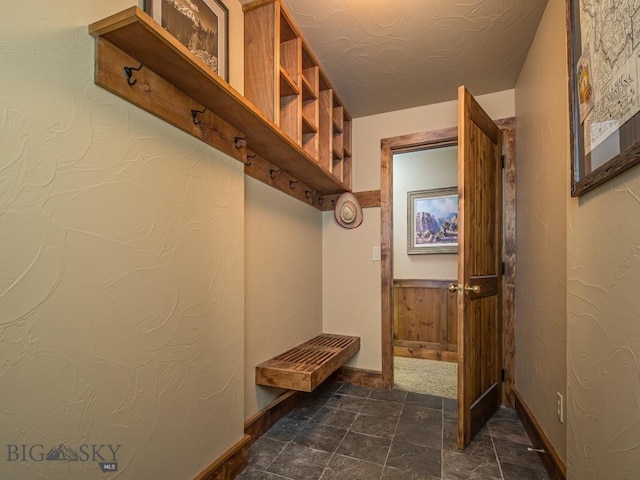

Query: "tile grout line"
left=488, top=422, right=506, bottom=480
left=319, top=385, right=372, bottom=478
left=379, top=394, right=405, bottom=476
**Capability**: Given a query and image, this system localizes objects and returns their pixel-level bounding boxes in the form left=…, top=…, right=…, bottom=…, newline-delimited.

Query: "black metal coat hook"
left=245, top=152, right=256, bottom=166
left=270, top=168, right=281, bottom=179
left=123, top=63, right=143, bottom=86
left=331, top=199, right=336, bottom=207
left=289, top=179, right=299, bottom=190
left=191, top=107, right=207, bottom=125
left=305, top=190, right=314, bottom=199
left=234, top=136, right=247, bottom=149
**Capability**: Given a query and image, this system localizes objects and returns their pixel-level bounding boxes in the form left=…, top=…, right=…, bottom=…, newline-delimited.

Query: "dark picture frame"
left=145, top=0, right=228, bottom=81
left=567, top=0, right=640, bottom=196
left=407, top=187, right=458, bottom=255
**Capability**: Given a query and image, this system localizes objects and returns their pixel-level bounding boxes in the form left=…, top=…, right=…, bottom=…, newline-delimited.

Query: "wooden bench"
left=255, top=334, right=360, bottom=392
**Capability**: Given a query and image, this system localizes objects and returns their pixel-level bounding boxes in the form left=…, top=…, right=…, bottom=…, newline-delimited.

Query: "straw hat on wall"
left=334, top=192, right=363, bottom=229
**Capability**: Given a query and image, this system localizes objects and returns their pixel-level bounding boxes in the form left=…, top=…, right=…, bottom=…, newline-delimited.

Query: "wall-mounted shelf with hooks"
left=88, top=6, right=350, bottom=196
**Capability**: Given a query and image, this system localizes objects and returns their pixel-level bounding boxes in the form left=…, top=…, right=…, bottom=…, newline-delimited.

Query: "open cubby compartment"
left=280, top=93, right=302, bottom=144
left=301, top=45, right=319, bottom=158
left=278, top=15, right=301, bottom=143
left=342, top=154, right=352, bottom=187
left=301, top=46, right=319, bottom=131
left=244, top=1, right=279, bottom=121
left=331, top=95, right=344, bottom=165
left=279, top=8, right=299, bottom=83
left=332, top=105, right=344, bottom=133
left=332, top=129, right=344, bottom=182
left=343, top=115, right=352, bottom=158
left=317, top=77, right=334, bottom=171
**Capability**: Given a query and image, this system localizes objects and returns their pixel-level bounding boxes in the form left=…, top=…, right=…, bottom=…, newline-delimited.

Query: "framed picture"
left=407, top=187, right=458, bottom=255
left=145, top=0, right=228, bottom=81
left=568, top=0, right=640, bottom=196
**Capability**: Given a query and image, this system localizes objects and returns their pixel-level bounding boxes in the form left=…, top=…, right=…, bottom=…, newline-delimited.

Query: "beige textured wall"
left=567, top=170, right=640, bottom=478
left=0, top=1, right=246, bottom=479
left=513, top=0, right=568, bottom=461
left=244, top=178, right=323, bottom=417
left=323, top=91, right=515, bottom=371
left=564, top=29, right=640, bottom=480
left=393, top=147, right=458, bottom=281
left=323, top=208, right=382, bottom=370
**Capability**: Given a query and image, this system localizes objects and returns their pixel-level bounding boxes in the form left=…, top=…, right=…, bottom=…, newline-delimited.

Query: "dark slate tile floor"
left=237, top=381, right=549, bottom=480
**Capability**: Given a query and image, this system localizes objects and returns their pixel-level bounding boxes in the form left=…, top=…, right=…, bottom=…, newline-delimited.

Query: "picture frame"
left=407, top=187, right=458, bottom=255
left=567, top=0, right=640, bottom=196
left=145, top=0, right=228, bottom=81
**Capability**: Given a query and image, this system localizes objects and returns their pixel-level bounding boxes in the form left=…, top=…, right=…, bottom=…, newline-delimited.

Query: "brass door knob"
left=448, top=284, right=480, bottom=294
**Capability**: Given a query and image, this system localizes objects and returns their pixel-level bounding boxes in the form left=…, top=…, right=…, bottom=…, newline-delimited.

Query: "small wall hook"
left=290, top=179, right=299, bottom=190
left=305, top=190, right=314, bottom=199
left=331, top=199, right=336, bottom=207
left=245, top=152, right=256, bottom=167
left=191, top=107, right=207, bottom=125
left=318, top=195, right=324, bottom=205
left=270, top=168, right=281, bottom=179
left=123, top=63, right=143, bottom=86
left=234, top=136, right=247, bottom=149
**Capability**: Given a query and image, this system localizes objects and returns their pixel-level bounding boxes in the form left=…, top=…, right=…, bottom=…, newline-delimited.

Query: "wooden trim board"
left=244, top=390, right=306, bottom=441
left=320, top=190, right=381, bottom=211
left=337, top=367, right=386, bottom=389
left=193, top=434, right=251, bottom=480
left=514, top=390, right=567, bottom=480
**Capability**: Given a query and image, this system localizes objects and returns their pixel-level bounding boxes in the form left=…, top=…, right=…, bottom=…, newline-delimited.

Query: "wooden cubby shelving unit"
left=88, top=6, right=350, bottom=198
left=244, top=0, right=352, bottom=190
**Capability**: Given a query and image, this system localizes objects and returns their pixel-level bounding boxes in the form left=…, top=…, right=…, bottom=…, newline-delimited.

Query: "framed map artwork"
left=568, top=0, right=640, bottom=196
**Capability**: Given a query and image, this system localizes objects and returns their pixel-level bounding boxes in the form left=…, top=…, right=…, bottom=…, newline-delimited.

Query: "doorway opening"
left=392, top=146, right=459, bottom=399
left=379, top=119, right=517, bottom=410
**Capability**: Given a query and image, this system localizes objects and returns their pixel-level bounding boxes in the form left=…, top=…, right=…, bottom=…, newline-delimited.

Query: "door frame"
left=380, top=118, right=517, bottom=407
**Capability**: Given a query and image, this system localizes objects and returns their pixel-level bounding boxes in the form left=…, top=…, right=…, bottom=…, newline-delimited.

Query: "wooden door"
left=455, top=86, right=503, bottom=448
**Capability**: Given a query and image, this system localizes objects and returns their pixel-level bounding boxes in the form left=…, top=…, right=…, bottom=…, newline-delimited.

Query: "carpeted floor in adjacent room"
left=393, top=356, right=457, bottom=399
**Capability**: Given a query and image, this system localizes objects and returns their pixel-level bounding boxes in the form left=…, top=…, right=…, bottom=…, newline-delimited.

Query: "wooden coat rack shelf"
left=88, top=6, right=350, bottom=198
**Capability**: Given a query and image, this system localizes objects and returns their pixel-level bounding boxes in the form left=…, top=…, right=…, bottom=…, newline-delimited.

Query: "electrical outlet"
left=556, top=392, right=564, bottom=423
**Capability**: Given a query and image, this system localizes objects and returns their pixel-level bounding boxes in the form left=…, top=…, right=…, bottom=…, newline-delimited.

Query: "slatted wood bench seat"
left=255, top=334, right=360, bottom=392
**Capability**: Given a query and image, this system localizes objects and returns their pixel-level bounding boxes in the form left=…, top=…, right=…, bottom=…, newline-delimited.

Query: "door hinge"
left=501, top=261, right=506, bottom=275
left=501, top=368, right=506, bottom=382
left=501, top=154, right=506, bottom=169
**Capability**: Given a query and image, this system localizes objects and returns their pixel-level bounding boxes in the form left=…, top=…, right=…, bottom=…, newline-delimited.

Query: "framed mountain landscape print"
left=408, top=187, right=458, bottom=255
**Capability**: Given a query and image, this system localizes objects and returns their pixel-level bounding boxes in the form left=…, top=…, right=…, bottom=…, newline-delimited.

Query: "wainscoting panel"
left=393, top=279, right=457, bottom=362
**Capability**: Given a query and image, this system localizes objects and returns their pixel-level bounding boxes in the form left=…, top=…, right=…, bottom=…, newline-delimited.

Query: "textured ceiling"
left=242, top=0, right=548, bottom=117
